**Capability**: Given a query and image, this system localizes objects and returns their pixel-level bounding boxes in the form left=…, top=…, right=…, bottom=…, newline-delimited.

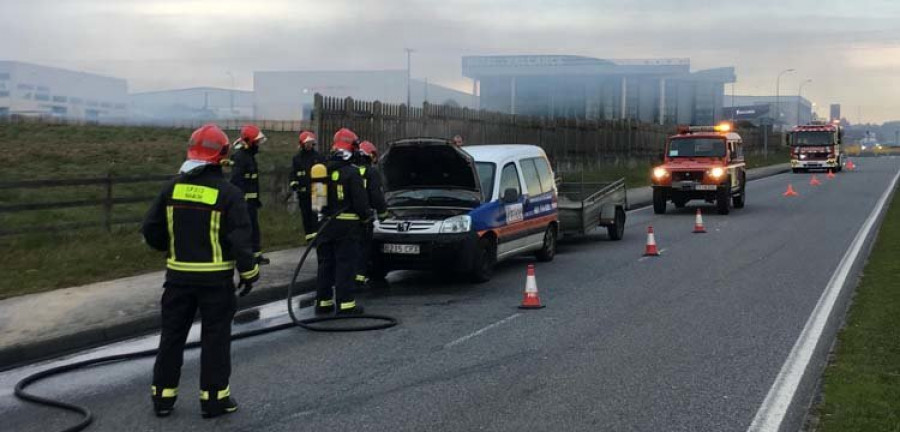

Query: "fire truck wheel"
left=733, top=178, right=746, bottom=209
left=716, top=183, right=731, bottom=215
left=653, top=188, right=667, bottom=214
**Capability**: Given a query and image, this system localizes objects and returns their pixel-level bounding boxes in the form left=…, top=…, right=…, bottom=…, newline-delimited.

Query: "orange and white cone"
left=693, top=209, right=707, bottom=233
left=827, top=170, right=836, bottom=179
left=519, top=264, right=545, bottom=309
left=644, top=226, right=660, bottom=256
left=846, top=159, right=856, bottom=170
left=810, top=175, right=821, bottom=186
left=783, top=184, right=799, bottom=197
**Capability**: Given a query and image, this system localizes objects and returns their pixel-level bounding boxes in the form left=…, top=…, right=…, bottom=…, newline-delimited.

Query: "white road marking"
left=638, top=248, right=666, bottom=262
left=747, top=166, right=900, bottom=432
left=444, top=313, right=521, bottom=349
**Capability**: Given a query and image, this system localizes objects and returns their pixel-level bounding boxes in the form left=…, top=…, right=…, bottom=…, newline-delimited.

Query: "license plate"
left=695, top=185, right=717, bottom=191
left=382, top=244, right=420, bottom=255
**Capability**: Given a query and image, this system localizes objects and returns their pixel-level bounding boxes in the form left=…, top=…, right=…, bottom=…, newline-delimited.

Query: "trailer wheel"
left=653, top=188, right=667, bottom=214
left=607, top=207, right=626, bottom=241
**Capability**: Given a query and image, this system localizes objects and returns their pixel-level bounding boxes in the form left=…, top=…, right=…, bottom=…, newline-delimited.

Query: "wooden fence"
left=310, top=94, right=781, bottom=172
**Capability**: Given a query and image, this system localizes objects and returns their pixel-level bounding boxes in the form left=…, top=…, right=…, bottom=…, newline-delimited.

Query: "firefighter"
left=315, top=128, right=370, bottom=315
left=290, top=131, right=324, bottom=242
left=230, top=124, right=268, bottom=265
left=355, top=140, right=388, bottom=290
left=142, top=124, right=260, bottom=419
left=452, top=135, right=464, bottom=147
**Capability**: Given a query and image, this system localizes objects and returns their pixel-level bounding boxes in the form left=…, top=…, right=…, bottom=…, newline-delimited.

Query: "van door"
left=497, top=162, right=527, bottom=257
left=519, top=157, right=556, bottom=249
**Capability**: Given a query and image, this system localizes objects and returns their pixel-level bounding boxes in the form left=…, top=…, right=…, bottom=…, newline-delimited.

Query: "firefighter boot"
left=256, top=253, right=271, bottom=266
left=151, top=386, right=177, bottom=417
left=201, top=387, right=238, bottom=419
left=314, top=299, right=335, bottom=316
left=337, top=301, right=365, bottom=316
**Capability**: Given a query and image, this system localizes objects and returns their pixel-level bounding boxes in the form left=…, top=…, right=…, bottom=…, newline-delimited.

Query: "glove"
left=289, top=181, right=300, bottom=191
left=237, top=280, right=253, bottom=297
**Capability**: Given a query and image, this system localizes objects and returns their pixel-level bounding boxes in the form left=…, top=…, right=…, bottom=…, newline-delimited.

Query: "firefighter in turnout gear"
left=315, top=128, right=370, bottom=315
left=142, top=124, right=260, bottom=419
left=290, top=131, right=324, bottom=242
left=355, top=140, right=388, bottom=289
left=230, top=124, right=269, bottom=265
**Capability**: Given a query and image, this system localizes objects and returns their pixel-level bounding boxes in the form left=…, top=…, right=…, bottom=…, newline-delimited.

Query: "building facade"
left=129, top=87, right=254, bottom=123
left=253, top=70, right=476, bottom=121
left=462, top=55, right=735, bottom=125
left=723, top=95, right=812, bottom=128
left=830, top=104, right=841, bottom=123
left=0, top=61, right=128, bottom=122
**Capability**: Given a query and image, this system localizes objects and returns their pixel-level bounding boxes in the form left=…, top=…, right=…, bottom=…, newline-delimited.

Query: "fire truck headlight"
left=710, top=167, right=725, bottom=179
left=653, top=167, right=668, bottom=180
left=799, top=154, right=807, bottom=160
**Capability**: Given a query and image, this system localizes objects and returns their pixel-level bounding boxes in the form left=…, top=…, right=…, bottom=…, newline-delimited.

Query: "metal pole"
left=226, top=71, right=235, bottom=118
left=797, top=79, right=812, bottom=126
left=405, top=48, right=414, bottom=107
left=773, top=68, right=795, bottom=157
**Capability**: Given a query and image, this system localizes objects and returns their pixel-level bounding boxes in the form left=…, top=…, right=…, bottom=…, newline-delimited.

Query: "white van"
left=372, top=138, right=559, bottom=282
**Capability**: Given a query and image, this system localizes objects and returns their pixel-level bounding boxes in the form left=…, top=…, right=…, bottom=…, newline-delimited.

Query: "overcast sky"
left=3, top=0, right=899, bottom=123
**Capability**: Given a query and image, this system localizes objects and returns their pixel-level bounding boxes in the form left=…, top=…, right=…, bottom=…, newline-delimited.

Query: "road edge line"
left=747, top=166, right=900, bottom=432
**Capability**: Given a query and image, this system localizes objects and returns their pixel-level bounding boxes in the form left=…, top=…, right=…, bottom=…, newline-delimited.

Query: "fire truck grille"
left=672, top=171, right=706, bottom=182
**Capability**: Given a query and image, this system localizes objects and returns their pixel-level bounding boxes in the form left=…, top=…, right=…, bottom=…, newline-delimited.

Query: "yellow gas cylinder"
left=310, top=163, right=328, bottom=214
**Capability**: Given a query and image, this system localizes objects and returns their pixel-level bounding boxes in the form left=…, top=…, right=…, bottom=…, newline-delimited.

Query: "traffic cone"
left=846, top=159, right=856, bottom=170
left=783, top=184, right=799, bottom=197
left=827, top=170, right=836, bottom=179
left=518, top=264, right=545, bottom=309
left=693, top=209, right=707, bottom=233
left=810, top=175, right=821, bottom=186
left=644, top=226, right=660, bottom=256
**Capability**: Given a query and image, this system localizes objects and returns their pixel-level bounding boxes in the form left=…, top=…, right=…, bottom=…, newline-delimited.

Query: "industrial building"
left=462, top=55, right=735, bottom=125
left=253, top=70, right=476, bottom=121
left=129, top=87, right=254, bottom=123
left=723, top=95, right=812, bottom=128
left=0, top=61, right=128, bottom=122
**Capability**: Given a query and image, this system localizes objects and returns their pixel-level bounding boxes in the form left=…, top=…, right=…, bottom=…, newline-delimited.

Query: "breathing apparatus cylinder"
left=310, top=163, right=328, bottom=215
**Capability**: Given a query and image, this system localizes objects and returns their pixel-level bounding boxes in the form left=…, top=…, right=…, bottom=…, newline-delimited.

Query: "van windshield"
left=476, top=162, right=495, bottom=201
left=668, top=138, right=726, bottom=157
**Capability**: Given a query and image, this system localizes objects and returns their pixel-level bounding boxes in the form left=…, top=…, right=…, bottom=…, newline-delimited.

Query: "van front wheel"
left=470, top=236, right=497, bottom=283
left=535, top=225, right=557, bottom=262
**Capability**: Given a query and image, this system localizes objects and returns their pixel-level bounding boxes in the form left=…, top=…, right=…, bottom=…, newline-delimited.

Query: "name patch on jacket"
left=172, top=184, right=219, bottom=205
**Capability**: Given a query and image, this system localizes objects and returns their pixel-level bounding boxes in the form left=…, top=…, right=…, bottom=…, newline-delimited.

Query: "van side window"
left=520, top=159, right=543, bottom=196
left=499, top=163, right=521, bottom=198
left=533, top=157, right=554, bottom=193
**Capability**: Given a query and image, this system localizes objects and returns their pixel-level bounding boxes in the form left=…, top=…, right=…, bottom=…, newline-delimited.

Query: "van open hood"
left=381, top=138, right=481, bottom=194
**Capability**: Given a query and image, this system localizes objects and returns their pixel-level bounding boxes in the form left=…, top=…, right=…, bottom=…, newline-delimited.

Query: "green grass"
left=0, top=204, right=304, bottom=300
left=814, top=190, right=900, bottom=431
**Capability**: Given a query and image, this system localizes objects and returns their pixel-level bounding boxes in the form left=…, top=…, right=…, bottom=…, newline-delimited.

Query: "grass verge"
left=813, top=188, right=900, bottom=431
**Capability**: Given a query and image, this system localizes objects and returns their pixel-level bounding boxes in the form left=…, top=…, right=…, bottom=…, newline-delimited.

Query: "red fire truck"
left=788, top=121, right=844, bottom=173
left=651, top=124, right=746, bottom=215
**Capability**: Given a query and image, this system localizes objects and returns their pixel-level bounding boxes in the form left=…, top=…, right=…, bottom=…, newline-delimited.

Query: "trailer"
left=557, top=178, right=627, bottom=240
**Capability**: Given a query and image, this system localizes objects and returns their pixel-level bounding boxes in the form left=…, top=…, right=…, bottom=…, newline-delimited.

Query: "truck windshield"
left=792, top=131, right=834, bottom=146
left=668, top=138, right=726, bottom=157
left=476, top=162, right=495, bottom=201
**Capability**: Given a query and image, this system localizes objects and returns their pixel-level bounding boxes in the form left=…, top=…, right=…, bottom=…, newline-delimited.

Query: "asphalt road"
left=3, top=157, right=899, bottom=432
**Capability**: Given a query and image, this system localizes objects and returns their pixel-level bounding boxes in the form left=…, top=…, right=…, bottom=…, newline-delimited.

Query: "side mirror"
left=502, top=188, right=519, bottom=204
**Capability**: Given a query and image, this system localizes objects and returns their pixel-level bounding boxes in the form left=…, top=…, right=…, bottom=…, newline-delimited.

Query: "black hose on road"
left=14, top=215, right=398, bottom=432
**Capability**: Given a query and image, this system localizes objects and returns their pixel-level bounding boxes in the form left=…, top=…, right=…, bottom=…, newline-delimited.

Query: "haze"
left=3, top=0, right=898, bottom=123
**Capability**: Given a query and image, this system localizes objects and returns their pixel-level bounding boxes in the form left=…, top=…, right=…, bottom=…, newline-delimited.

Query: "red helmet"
left=332, top=128, right=358, bottom=153
left=359, top=141, right=377, bottom=159
left=187, top=124, right=229, bottom=164
left=240, top=124, right=267, bottom=146
left=298, top=131, right=318, bottom=146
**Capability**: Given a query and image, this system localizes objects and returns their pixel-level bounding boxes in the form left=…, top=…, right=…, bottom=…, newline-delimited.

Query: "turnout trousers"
left=152, top=282, right=237, bottom=398
left=298, top=193, right=318, bottom=241
left=247, top=202, right=262, bottom=255
left=315, top=221, right=362, bottom=311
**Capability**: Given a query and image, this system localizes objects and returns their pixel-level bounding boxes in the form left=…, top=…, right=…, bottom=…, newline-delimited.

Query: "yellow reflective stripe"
left=339, top=301, right=357, bottom=310
left=296, top=170, right=306, bottom=177
left=337, top=185, right=344, bottom=200
left=289, top=181, right=299, bottom=186
left=318, top=299, right=335, bottom=307
left=355, top=275, right=367, bottom=282
left=166, top=206, right=176, bottom=260
left=359, top=167, right=367, bottom=176
left=331, top=171, right=339, bottom=181
left=244, top=193, right=259, bottom=199
left=210, top=211, right=222, bottom=263
left=240, top=264, right=259, bottom=280
left=336, top=213, right=360, bottom=221
left=152, top=386, right=178, bottom=398
left=172, top=184, right=219, bottom=205
left=200, top=386, right=230, bottom=401
left=304, top=233, right=317, bottom=241
left=167, top=259, right=235, bottom=272
left=243, top=173, right=258, bottom=179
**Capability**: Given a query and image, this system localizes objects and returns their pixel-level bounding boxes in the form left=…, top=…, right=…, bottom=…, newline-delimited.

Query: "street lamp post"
left=405, top=48, right=415, bottom=108
left=773, top=68, right=795, bottom=158
left=226, top=71, right=235, bottom=118
left=797, top=79, right=812, bottom=126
